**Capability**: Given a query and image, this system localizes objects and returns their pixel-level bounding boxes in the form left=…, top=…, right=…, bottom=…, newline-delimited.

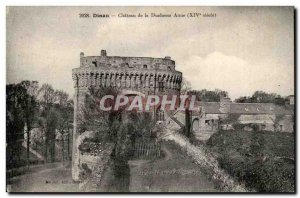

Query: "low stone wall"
left=161, top=130, right=248, bottom=192
left=79, top=142, right=114, bottom=192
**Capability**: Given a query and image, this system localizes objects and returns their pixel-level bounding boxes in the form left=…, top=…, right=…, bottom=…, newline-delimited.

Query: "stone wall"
left=196, top=114, right=227, bottom=141
left=196, top=112, right=294, bottom=141
left=160, top=128, right=248, bottom=192
left=238, top=114, right=275, bottom=131
left=278, top=115, right=294, bottom=132
left=78, top=142, right=114, bottom=192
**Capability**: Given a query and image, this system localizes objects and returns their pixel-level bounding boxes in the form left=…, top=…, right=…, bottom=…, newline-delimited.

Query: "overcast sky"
left=7, top=6, right=294, bottom=99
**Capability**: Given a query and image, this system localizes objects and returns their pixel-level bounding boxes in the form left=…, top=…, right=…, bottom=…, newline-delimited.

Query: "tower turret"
left=101, top=49, right=107, bottom=56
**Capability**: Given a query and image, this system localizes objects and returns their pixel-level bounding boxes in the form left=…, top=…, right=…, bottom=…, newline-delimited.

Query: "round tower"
left=71, top=50, right=182, bottom=180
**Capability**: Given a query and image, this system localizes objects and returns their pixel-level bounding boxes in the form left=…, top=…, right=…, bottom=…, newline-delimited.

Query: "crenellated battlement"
left=78, top=50, right=176, bottom=71
left=72, top=50, right=182, bottom=95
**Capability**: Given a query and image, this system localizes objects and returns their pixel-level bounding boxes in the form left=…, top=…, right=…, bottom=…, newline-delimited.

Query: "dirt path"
left=128, top=142, right=218, bottom=192
left=7, top=162, right=80, bottom=192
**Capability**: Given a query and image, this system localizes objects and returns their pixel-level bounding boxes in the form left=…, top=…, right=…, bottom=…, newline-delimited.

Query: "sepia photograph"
left=6, top=6, right=295, bottom=193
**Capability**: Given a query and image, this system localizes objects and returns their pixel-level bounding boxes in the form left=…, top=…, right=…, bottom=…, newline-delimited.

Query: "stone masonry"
left=71, top=50, right=182, bottom=181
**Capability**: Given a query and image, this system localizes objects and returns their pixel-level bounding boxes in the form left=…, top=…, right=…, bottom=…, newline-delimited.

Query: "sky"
left=6, top=6, right=294, bottom=99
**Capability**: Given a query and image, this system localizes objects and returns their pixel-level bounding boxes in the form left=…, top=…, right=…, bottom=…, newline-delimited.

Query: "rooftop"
left=200, top=102, right=294, bottom=115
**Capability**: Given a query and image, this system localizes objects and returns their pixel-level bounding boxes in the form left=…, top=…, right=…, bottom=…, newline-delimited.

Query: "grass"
left=206, top=130, right=295, bottom=192
left=128, top=142, right=218, bottom=192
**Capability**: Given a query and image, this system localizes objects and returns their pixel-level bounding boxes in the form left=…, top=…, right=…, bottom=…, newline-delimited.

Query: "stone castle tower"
left=71, top=50, right=182, bottom=180
left=72, top=50, right=182, bottom=95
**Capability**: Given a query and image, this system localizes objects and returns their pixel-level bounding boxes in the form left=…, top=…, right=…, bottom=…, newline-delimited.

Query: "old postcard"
left=6, top=6, right=295, bottom=193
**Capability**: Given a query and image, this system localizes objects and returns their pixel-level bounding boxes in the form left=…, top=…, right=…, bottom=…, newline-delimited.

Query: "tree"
left=51, top=90, right=73, bottom=161
left=234, top=96, right=249, bottom=103
left=55, top=99, right=73, bottom=161
left=126, top=111, right=155, bottom=139
left=37, top=83, right=57, bottom=162
left=54, top=90, right=69, bottom=106
left=38, top=84, right=55, bottom=108
left=20, top=81, right=39, bottom=166
left=77, top=86, right=120, bottom=135
left=21, top=80, right=39, bottom=98
left=7, top=81, right=74, bottom=165
left=45, top=108, right=60, bottom=162
left=180, top=77, right=192, bottom=94
left=78, top=86, right=157, bottom=154
left=7, top=84, right=26, bottom=167
left=6, top=83, right=37, bottom=168
left=235, top=91, right=287, bottom=105
left=189, top=89, right=228, bottom=102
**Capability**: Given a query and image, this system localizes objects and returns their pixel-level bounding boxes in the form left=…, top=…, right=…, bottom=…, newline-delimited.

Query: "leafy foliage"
left=235, top=91, right=288, bottom=105
left=77, top=87, right=120, bottom=134
left=7, top=81, right=74, bottom=167
left=188, top=89, right=228, bottom=102
left=6, top=82, right=38, bottom=168
left=77, top=87, right=157, bottom=191
left=207, top=130, right=295, bottom=192
left=180, top=77, right=192, bottom=94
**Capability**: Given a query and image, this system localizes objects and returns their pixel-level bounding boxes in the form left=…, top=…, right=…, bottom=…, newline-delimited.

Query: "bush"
left=232, top=123, right=260, bottom=131
left=207, top=130, right=295, bottom=192
left=248, top=158, right=295, bottom=192
left=78, top=163, right=92, bottom=181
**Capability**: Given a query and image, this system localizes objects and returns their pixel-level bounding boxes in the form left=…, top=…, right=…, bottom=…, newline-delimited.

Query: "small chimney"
left=219, top=94, right=231, bottom=113
left=164, top=56, right=171, bottom=60
left=288, top=95, right=294, bottom=105
left=80, top=52, right=84, bottom=58
left=101, top=50, right=107, bottom=56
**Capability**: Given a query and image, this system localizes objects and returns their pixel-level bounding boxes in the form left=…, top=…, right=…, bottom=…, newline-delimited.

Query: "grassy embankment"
left=206, top=130, right=295, bottom=192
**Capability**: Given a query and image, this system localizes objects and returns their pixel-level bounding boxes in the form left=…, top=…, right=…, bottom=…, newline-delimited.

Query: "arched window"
left=158, top=82, right=164, bottom=92
left=143, top=64, right=148, bottom=69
